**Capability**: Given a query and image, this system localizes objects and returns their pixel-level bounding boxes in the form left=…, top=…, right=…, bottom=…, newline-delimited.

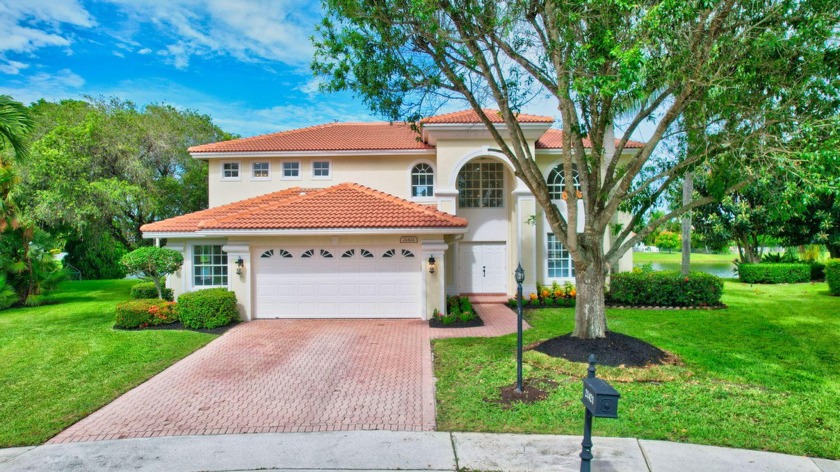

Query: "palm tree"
left=0, top=95, right=32, bottom=231
left=0, top=95, right=33, bottom=162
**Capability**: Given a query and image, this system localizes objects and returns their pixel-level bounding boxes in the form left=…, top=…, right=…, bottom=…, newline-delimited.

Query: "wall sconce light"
left=235, top=257, right=244, bottom=275
left=428, top=256, right=436, bottom=274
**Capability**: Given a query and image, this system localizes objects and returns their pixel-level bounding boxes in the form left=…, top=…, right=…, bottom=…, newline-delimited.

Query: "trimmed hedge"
left=739, top=263, right=810, bottom=284
left=826, top=259, right=840, bottom=296
left=130, top=282, right=174, bottom=301
left=115, top=299, right=178, bottom=328
left=177, top=288, right=239, bottom=329
left=607, top=270, right=724, bottom=307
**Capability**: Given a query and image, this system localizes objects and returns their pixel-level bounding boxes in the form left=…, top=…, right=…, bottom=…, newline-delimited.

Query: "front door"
left=459, top=243, right=507, bottom=293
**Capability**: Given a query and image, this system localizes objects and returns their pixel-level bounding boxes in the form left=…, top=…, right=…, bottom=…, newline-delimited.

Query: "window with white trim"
left=193, top=245, right=228, bottom=287
left=411, top=163, right=434, bottom=198
left=282, top=161, right=300, bottom=178
left=547, top=234, right=575, bottom=278
left=312, top=161, right=331, bottom=178
left=457, top=162, right=504, bottom=208
left=222, top=162, right=240, bottom=179
left=547, top=164, right=580, bottom=200
left=252, top=162, right=270, bottom=179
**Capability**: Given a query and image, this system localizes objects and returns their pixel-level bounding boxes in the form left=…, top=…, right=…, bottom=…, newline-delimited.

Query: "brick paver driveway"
left=50, top=319, right=435, bottom=443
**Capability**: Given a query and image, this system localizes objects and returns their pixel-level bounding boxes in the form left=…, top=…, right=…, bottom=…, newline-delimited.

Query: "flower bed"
left=429, top=296, right=483, bottom=328
left=114, top=299, right=178, bottom=329
left=507, top=281, right=576, bottom=309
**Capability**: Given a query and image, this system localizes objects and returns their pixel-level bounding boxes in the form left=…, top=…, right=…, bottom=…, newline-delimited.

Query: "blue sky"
left=0, top=0, right=654, bottom=140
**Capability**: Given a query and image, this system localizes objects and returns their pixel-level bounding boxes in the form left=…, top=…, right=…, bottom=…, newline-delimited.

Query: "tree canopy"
left=313, top=0, right=840, bottom=338
left=18, top=98, right=234, bottom=278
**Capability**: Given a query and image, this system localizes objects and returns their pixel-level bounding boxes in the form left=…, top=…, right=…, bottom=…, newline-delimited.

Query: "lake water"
left=634, top=260, right=738, bottom=278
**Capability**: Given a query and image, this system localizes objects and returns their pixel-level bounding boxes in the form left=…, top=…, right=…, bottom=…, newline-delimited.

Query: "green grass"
left=0, top=280, right=216, bottom=446
left=434, top=281, right=840, bottom=459
left=633, top=251, right=736, bottom=264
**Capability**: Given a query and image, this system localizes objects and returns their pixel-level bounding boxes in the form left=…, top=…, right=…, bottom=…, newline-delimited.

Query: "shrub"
left=115, top=299, right=178, bottom=328
left=177, top=288, right=239, bottom=329
left=826, top=259, right=840, bottom=296
left=0, top=275, right=17, bottom=310
left=121, top=246, right=184, bottom=299
left=607, top=270, right=724, bottom=307
left=738, top=263, right=810, bottom=284
left=761, top=252, right=800, bottom=263
left=130, top=282, right=174, bottom=301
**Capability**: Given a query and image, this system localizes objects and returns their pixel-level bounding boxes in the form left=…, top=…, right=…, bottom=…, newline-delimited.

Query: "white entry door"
left=458, top=243, right=507, bottom=293
left=254, top=246, right=422, bottom=319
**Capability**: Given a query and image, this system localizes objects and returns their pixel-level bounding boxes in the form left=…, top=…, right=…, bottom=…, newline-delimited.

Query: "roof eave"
left=143, top=226, right=468, bottom=239
left=189, top=149, right=436, bottom=159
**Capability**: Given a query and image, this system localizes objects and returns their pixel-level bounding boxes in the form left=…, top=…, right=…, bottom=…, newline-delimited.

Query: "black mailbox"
left=581, top=377, right=620, bottom=418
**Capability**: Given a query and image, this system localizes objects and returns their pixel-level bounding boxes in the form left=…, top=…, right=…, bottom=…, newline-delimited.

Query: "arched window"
left=547, top=164, right=580, bottom=200
left=411, top=163, right=435, bottom=198
left=457, top=161, right=504, bottom=208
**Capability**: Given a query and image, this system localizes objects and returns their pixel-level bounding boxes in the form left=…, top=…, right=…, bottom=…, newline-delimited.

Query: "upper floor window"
left=411, top=163, right=435, bottom=198
left=252, top=162, right=270, bottom=180
left=457, top=161, right=504, bottom=208
left=282, top=161, right=300, bottom=179
left=193, top=245, right=228, bottom=287
left=222, top=162, right=240, bottom=180
left=547, top=164, right=580, bottom=200
left=313, top=161, right=331, bottom=179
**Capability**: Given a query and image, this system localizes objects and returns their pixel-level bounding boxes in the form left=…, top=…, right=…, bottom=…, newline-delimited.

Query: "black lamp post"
left=514, top=262, right=525, bottom=393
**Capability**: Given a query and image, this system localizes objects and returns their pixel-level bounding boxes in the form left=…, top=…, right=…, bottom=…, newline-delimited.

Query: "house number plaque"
left=400, top=236, right=418, bottom=244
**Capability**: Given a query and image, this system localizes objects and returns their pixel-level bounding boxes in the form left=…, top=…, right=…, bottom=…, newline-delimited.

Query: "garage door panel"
left=255, top=245, right=421, bottom=319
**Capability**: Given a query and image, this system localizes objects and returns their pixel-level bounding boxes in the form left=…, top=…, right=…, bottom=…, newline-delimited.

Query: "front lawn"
left=0, top=280, right=216, bottom=446
left=434, top=281, right=840, bottom=459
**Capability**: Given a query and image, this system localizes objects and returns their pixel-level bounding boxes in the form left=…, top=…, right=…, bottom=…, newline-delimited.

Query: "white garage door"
left=254, top=245, right=422, bottom=319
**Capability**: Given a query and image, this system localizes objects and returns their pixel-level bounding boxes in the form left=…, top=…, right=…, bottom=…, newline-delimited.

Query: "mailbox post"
left=579, top=354, right=621, bottom=472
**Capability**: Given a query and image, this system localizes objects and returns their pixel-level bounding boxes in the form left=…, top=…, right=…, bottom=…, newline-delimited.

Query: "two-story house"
left=141, top=109, right=639, bottom=321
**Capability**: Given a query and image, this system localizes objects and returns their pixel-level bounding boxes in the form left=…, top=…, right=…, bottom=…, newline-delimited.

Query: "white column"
left=222, top=243, right=252, bottom=321
left=422, top=240, right=449, bottom=320
left=513, top=184, right=538, bottom=296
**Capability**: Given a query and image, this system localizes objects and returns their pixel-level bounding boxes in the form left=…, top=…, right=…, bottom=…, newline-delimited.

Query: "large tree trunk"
left=572, top=252, right=607, bottom=339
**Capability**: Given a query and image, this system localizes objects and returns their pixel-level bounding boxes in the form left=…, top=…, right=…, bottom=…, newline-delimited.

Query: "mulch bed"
left=490, top=378, right=559, bottom=408
left=533, top=331, right=674, bottom=367
left=114, top=321, right=239, bottom=335
left=428, top=314, right=485, bottom=329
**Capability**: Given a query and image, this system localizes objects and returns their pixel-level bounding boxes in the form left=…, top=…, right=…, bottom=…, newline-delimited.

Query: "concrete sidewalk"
left=0, top=431, right=836, bottom=472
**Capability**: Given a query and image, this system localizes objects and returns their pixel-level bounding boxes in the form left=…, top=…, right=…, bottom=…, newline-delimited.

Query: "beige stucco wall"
left=207, top=154, right=436, bottom=207
left=167, top=234, right=449, bottom=321
left=186, top=128, right=638, bottom=317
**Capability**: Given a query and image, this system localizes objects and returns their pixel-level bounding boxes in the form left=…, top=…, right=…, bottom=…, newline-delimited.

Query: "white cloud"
left=295, top=77, right=323, bottom=96
left=0, top=69, right=86, bottom=104
left=104, top=0, right=320, bottom=70
left=137, top=48, right=152, bottom=55
left=0, top=0, right=95, bottom=74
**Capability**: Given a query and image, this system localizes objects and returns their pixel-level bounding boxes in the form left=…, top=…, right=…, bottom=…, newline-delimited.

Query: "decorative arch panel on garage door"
left=253, top=245, right=423, bottom=319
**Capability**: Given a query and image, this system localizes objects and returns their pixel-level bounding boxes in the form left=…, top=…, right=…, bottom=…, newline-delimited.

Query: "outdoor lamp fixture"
left=428, top=256, right=436, bottom=274
left=235, top=257, right=244, bottom=275
left=514, top=262, right=525, bottom=393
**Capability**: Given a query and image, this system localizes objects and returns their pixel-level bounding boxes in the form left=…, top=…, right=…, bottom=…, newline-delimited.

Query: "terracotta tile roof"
left=421, top=108, right=555, bottom=124
left=141, top=183, right=467, bottom=233
left=188, top=122, right=431, bottom=153
left=141, top=188, right=307, bottom=233
left=536, top=128, right=646, bottom=149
